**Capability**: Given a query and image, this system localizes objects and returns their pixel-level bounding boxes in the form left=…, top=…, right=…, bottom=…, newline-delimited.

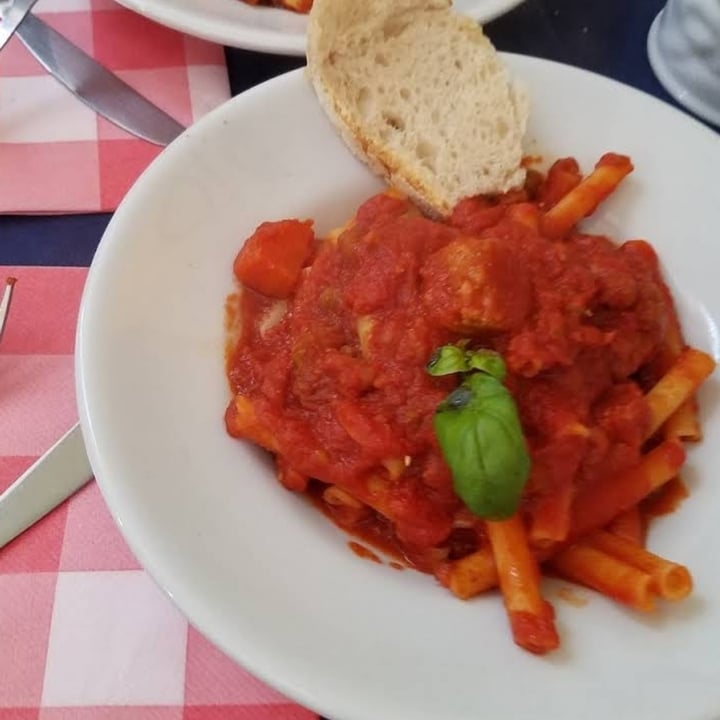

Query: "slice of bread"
left=306, top=0, right=528, bottom=217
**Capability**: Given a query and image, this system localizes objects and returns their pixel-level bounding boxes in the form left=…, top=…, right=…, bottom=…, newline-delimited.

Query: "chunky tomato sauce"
left=225, top=161, right=676, bottom=575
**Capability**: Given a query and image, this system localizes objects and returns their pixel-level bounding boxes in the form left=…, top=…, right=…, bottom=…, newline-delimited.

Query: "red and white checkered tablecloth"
left=0, top=266, right=320, bottom=720
left=0, top=0, right=230, bottom=213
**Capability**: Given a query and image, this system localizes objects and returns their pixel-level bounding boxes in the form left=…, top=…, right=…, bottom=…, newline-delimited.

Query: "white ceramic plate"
left=77, top=55, right=720, bottom=720
left=112, top=0, right=525, bottom=55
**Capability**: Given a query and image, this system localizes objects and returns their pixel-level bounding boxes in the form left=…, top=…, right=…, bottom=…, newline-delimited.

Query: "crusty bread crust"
left=306, top=0, right=528, bottom=217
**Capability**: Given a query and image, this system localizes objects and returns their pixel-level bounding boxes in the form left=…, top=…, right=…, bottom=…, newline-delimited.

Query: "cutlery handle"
left=0, top=422, right=93, bottom=549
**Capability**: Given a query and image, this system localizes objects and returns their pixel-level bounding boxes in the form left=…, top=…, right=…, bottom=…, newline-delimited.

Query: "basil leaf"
left=433, top=371, right=530, bottom=519
left=427, top=344, right=505, bottom=380
left=466, top=349, right=506, bottom=381
left=426, top=343, right=471, bottom=375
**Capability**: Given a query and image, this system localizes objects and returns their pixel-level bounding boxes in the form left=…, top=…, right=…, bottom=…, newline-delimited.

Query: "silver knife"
left=0, top=0, right=37, bottom=52
left=0, top=3, right=185, bottom=146
left=0, top=423, right=92, bottom=548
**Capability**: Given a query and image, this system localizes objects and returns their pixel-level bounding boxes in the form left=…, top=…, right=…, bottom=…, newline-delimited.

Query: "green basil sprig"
left=427, top=345, right=530, bottom=520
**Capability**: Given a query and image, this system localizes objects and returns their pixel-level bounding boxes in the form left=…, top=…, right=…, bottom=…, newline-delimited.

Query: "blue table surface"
left=0, top=0, right=715, bottom=267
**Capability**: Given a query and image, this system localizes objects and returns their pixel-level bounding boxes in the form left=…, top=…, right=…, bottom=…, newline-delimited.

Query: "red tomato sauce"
left=225, top=165, right=676, bottom=576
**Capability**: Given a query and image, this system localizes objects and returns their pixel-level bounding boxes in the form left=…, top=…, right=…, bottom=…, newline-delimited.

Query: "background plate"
left=113, top=0, right=526, bottom=55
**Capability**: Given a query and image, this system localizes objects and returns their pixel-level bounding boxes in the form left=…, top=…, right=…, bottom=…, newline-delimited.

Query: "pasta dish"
left=224, top=153, right=714, bottom=654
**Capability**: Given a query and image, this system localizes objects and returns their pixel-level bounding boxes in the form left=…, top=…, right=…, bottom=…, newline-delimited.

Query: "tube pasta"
left=381, top=456, right=407, bottom=480
left=225, top=395, right=278, bottom=451
left=663, top=397, right=702, bottom=442
left=550, top=543, right=656, bottom=612
left=528, top=483, right=574, bottom=546
left=541, top=153, right=634, bottom=239
left=322, top=484, right=373, bottom=525
left=642, top=476, right=690, bottom=518
left=486, top=516, right=559, bottom=654
left=646, top=305, right=704, bottom=440
left=584, top=531, right=692, bottom=601
left=606, top=507, right=645, bottom=546
left=570, top=441, right=685, bottom=541
left=323, top=485, right=364, bottom=509
left=644, top=348, right=715, bottom=440
left=447, top=546, right=498, bottom=599
left=356, top=315, right=375, bottom=357
left=536, top=157, right=582, bottom=208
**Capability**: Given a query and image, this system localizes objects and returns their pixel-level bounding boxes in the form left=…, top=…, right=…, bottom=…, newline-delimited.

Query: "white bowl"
left=77, top=57, right=720, bottom=720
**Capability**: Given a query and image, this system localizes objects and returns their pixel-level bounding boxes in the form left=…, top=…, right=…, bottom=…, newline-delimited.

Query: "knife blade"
left=0, top=423, right=93, bottom=549
left=0, top=0, right=38, bottom=52
left=14, top=12, right=185, bottom=146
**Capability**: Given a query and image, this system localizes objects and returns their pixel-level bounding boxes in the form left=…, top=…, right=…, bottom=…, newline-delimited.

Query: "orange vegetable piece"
left=233, top=219, right=314, bottom=299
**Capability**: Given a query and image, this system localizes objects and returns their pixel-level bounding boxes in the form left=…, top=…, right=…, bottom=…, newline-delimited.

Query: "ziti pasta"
left=224, top=154, right=714, bottom=654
